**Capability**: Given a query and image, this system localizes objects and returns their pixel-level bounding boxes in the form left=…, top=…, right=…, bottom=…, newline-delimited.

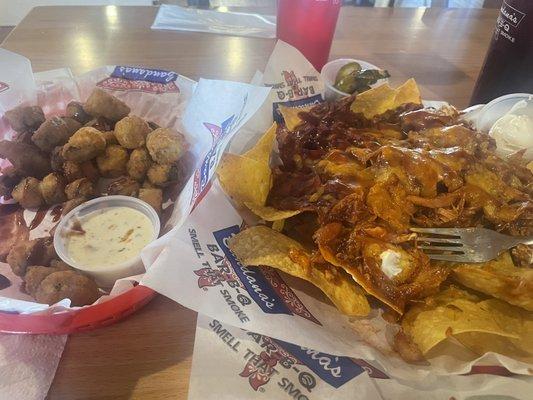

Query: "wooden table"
left=1, top=5, right=498, bottom=399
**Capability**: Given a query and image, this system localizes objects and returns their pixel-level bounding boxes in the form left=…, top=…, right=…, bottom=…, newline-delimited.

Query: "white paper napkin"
left=0, top=334, right=67, bottom=400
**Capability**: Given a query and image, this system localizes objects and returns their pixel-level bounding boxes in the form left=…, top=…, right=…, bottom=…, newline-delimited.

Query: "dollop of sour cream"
left=67, top=207, right=154, bottom=269
left=489, top=97, right=533, bottom=161
left=379, top=249, right=402, bottom=279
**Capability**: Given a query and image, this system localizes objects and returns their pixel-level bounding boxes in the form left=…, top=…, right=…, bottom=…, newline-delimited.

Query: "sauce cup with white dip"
left=54, top=196, right=160, bottom=288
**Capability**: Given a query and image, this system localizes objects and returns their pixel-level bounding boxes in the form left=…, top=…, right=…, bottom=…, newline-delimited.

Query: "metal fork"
left=410, top=227, right=533, bottom=263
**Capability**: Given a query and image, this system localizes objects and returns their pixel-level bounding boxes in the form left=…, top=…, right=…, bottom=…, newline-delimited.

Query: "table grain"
left=1, top=5, right=498, bottom=399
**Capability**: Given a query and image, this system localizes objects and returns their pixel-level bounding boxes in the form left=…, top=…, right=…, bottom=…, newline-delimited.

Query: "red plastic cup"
left=276, top=0, right=342, bottom=72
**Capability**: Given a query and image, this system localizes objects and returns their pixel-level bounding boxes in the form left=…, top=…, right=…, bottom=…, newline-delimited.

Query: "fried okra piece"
left=0, top=166, right=21, bottom=198
left=83, top=88, right=130, bottom=122
left=31, top=116, right=71, bottom=152
left=7, top=237, right=56, bottom=277
left=34, top=270, right=100, bottom=306
left=146, top=128, right=186, bottom=164
left=84, top=117, right=114, bottom=132
left=96, top=145, right=128, bottom=178
left=62, top=127, right=106, bottom=162
left=102, top=130, right=118, bottom=145
left=12, top=177, right=44, bottom=208
left=62, top=197, right=87, bottom=216
left=114, top=115, right=151, bottom=149
left=7, top=240, right=35, bottom=276
left=50, top=146, right=65, bottom=172
left=25, top=259, right=72, bottom=296
left=62, top=160, right=99, bottom=183
left=127, top=147, right=152, bottom=181
left=141, top=180, right=155, bottom=189
left=138, top=188, right=163, bottom=213
left=24, top=266, right=58, bottom=297
left=106, top=176, right=140, bottom=196
left=62, top=161, right=83, bottom=182
left=147, top=163, right=180, bottom=187
left=13, top=131, right=34, bottom=144
left=66, top=101, right=91, bottom=124
left=81, top=160, right=100, bottom=183
left=49, top=259, right=71, bottom=270
left=147, top=121, right=160, bottom=130
left=61, top=117, right=83, bottom=135
left=5, top=105, right=45, bottom=133
left=65, top=178, right=94, bottom=200
left=0, top=140, right=52, bottom=178
left=40, top=173, right=67, bottom=205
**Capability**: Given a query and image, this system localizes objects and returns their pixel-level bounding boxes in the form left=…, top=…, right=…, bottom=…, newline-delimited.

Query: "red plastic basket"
left=0, top=285, right=156, bottom=334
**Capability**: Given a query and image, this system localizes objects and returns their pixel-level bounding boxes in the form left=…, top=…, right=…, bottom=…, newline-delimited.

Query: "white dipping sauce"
left=489, top=98, right=533, bottom=161
left=67, top=207, right=154, bottom=269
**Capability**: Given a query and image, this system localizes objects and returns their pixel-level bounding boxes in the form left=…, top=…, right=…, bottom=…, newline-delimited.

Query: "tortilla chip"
left=243, top=122, right=277, bottom=164
left=278, top=105, right=313, bottom=131
left=401, top=286, right=527, bottom=355
left=456, top=331, right=533, bottom=363
left=455, top=307, right=533, bottom=362
left=271, top=219, right=285, bottom=232
left=218, top=122, right=302, bottom=221
left=228, top=226, right=370, bottom=316
left=350, top=78, right=422, bottom=119
left=218, top=154, right=271, bottom=206
left=244, top=202, right=301, bottom=222
left=451, top=252, right=533, bottom=311
left=317, top=232, right=447, bottom=314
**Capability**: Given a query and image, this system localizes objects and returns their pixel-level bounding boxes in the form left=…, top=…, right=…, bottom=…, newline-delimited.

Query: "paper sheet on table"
left=188, top=315, right=532, bottom=400
left=0, top=334, right=67, bottom=400
left=0, top=48, right=270, bottom=314
left=151, top=4, right=276, bottom=39
left=141, top=41, right=532, bottom=381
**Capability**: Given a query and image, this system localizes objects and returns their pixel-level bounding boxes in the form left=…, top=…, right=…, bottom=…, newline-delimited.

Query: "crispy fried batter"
left=96, top=144, right=128, bottom=178
left=138, top=188, right=163, bottom=213
left=146, top=128, right=186, bottom=164
left=62, top=127, right=106, bottom=162
left=5, top=105, right=45, bottom=133
left=65, top=178, right=94, bottom=200
left=83, top=88, right=130, bottom=122
left=40, top=173, right=67, bottom=205
left=105, top=176, right=140, bottom=196
left=0, top=140, right=52, bottom=178
left=127, top=147, right=152, bottom=181
left=34, top=270, right=99, bottom=306
left=31, top=116, right=71, bottom=152
left=7, top=237, right=56, bottom=277
left=114, top=115, right=151, bottom=149
left=12, top=177, right=44, bottom=208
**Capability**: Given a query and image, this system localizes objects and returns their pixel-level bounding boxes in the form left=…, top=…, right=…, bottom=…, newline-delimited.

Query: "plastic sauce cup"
left=472, top=93, right=533, bottom=133
left=321, top=58, right=389, bottom=101
left=54, top=196, right=160, bottom=289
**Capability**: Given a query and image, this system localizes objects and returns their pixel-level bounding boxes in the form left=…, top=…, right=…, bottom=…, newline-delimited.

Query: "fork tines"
left=409, top=227, right=466, bottom=259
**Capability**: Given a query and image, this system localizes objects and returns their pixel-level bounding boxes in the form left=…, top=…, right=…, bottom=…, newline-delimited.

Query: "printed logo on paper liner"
left=97, top=77, right=179, bottom=94
left=192, top=224, right=320, bottom=325
left=240, top=331, right=388, bottom=392
left=111, top=66, right=178, bottom=83
left=190, top=115, right=236, bottom=208
left=190, top=95, right=249, bottom=208
left=267, top=69, right=323, bottom=123
left=97, top=66, right=180, bottom=94
left=0, top=82, right=9, bottom=93
left=213, top=225, right=320, bottom=325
